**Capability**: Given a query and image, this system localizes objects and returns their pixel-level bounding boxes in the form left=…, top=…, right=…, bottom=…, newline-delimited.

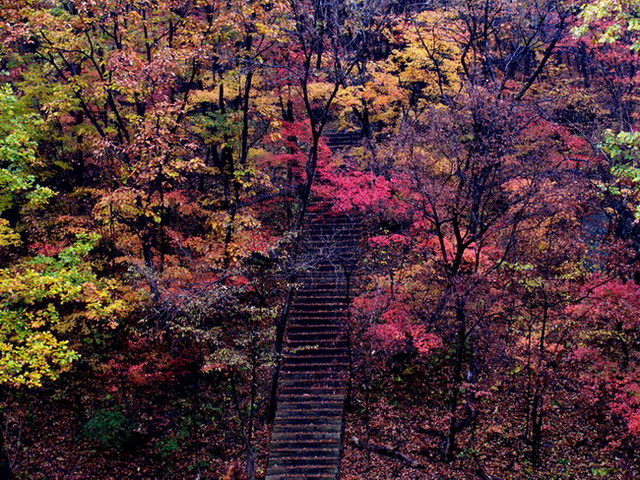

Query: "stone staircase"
left=324, top=131, right=363, bottom=150
left=265, top=208, right=360, bottom=480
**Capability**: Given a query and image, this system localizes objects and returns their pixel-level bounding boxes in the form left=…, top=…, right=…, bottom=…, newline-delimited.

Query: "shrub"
left=82, top=408, right=132, bottom=449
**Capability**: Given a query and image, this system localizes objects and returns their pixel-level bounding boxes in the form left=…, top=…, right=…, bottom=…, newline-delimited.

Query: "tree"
left=321, top=31, right=604, bottom=466
left=0, top=85, right=53, bottom=251
left=0, top=84, right=131, bottom=480
left=573, top=0, right=640, bottom=51
left=262, top=0, right=396, bottom=226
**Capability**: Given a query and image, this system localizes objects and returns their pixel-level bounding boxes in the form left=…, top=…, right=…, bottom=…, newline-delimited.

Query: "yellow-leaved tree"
left=0, top=87, right=129, bottom=477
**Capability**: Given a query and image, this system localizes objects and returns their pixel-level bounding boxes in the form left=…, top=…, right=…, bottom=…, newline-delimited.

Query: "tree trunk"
left=444, top=299, right=466, bottom=461
left=529, top=386, right=544, bottom=468
left=0, top=430, right=10, bottom=480
left=267, top=284, right=296, bottom=423
left=0, top=392, right=12, bottom=480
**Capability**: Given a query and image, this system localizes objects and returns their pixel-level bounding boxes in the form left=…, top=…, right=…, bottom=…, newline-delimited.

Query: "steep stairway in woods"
left=265, top=207, right=360, bottom=480
left=324, top=130, right=363, bottom=150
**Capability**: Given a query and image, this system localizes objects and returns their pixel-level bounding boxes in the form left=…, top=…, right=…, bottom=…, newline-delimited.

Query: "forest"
left=0, top=0, right=639, bottom=479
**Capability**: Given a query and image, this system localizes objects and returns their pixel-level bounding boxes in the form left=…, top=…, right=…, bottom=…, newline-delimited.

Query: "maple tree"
left=320, top=2, right=639, bottom=477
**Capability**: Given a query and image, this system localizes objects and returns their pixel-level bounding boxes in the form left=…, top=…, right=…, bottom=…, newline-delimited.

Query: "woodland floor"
left=5, top=368, right=272, bottom=480
left=6, top=349, right=640, bottom=480
left=340, top=363, right=640, bottom=480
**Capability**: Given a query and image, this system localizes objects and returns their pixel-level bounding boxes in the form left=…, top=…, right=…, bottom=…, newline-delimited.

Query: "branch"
left=350, top=436, right=427, bottom=470
left=516, top=14, right=567, bottom=101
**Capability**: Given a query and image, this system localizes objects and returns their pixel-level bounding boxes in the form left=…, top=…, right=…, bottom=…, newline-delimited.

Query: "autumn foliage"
left=0, top=0, right=638, bottom=479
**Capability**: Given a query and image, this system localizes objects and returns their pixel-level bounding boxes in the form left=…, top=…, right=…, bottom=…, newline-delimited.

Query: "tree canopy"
left=0, top=0, right=638, bottom=478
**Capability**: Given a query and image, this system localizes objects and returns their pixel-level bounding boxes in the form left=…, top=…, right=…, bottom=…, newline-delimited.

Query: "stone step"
left=280, top=371, right=347, bottom=381
left=286, top=341, right=348, bottom=350
left=283, top=356, right=349, bottom=366
left=304, top=237, right=360, bottom=244
left=286, top=325, right=344, bottom=333
left=266, top=474, right=337, bottom=480
left=280, top=379, right=346, bottom=390
left=289, top=304, right=347, bottom=311
left=287, top=324, right=344, bottom=332
left=269, top=436, right=340, bottom=446
left=276, top=398, right=345, bottom=409
left=268, top=458, right=337, bottom=470
left=266, top=212, right=359, bottom=480
left=281, top=363, right=348, bottom=373
left=278, top=387, right=348, bottom=397
left=305, top=234, right=361, bottom=241
left=276, top=394, right=347, bottom=405
left=270, top=443, right=339, bottom=451
left=306, top=230, right=362, bottom=237
left=272, top=423, right=343, bottom=435
left=286, top=332, right=344, bottom=341
left=289, top=314, right=346, bottom=321
left=307, top=241, right=357, bottom=246
left=298, top=273, right=348, bottom=279
left=274, top=414, right=343, bottom=425
left=284, top=344, right=347, bottom=353
left=268, top=457, right=337, bottom=468
left=288, top=313, right=348, bottom=320
left=276, top=400, right=344, bottom=409
left=287, top=346, right=347, bottom=354
left=270, top=430, right=343, bottom=442
left=306, top=231, right=359, bottom=236
left=286, top=332, right=346, bottom=341
left=303, top=242, right=359, bottom=249
left=298, top=272, right=346, bottom=279
left=293, top=293, right=349, bottom=300
left=291, top=296, right=349, bottom=303
left=305, top=215, right=354, bottom=222
left=266, top=465, right=339, bottom=477
left=301, top=243, right=358, bottom=250
left=269, top=449, right=339, bottom=459
left=286, top=330, right=346, bottom=338
left=289, top=305, right=347, bottom=312
left=275, top=408, right=344, bottom=418
left=290, top=304, right=347, bottom=311
left=297, top=284, right=348, bottom=291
